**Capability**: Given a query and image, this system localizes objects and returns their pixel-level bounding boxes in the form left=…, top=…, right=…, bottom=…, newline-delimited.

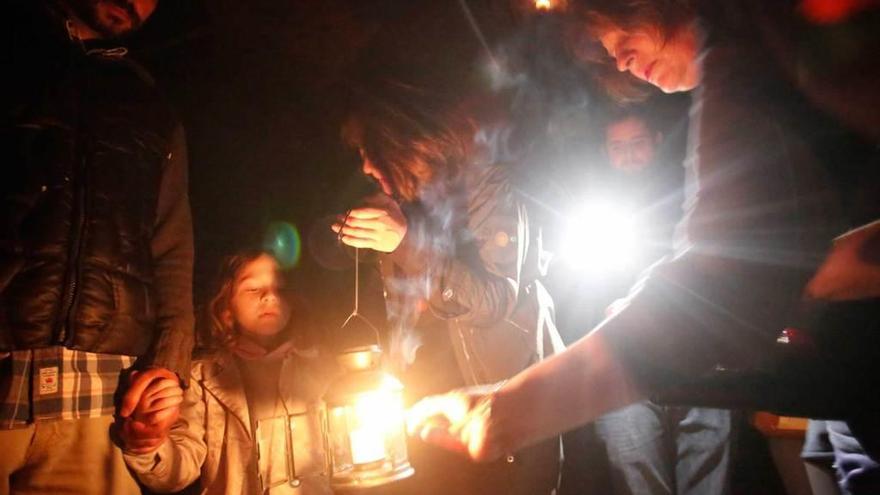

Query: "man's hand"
left=117, top=368, right=184, bottom=454
left=805, top=219, right=880, bottom=301
left=406, top=387, right=505, bottom=463
left=332, top=193, right=408, bottom=253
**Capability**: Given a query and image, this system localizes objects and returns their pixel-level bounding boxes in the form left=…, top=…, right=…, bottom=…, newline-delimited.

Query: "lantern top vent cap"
left=337, top=345, right=382, bottom=372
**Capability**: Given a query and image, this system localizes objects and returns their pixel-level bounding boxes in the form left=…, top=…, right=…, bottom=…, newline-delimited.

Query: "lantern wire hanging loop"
left=338, top=209, right=382, bottom=346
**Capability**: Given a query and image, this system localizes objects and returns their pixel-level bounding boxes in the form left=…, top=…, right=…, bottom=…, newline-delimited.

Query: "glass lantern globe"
left=323, top=345, right=414, bottom=489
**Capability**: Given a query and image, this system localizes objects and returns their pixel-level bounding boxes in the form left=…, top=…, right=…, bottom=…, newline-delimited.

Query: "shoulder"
left=460, top=162, right=518, bottom=225
left=189, top=351, right=230, bottom=382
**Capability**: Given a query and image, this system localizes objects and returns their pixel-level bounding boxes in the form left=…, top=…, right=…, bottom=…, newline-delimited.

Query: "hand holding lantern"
left=331, top=193, right=408, bottom=253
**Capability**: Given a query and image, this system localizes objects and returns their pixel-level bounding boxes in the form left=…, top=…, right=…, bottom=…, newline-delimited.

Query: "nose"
left=615, top=51, right=633, bottom=72
left=261, top=289, right=279, bottom=304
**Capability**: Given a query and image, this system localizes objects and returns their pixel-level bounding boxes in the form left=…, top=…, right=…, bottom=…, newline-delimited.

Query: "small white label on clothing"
left=39, top=366, right=59, bottom=395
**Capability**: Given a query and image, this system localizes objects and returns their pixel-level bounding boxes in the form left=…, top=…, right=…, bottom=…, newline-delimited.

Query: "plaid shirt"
left=0, top=347, right=135, bottom=429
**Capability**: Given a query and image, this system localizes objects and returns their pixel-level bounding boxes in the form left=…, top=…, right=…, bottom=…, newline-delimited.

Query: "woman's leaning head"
left=343, top=80, right=474, bottom=202
left=572, top=0, right=700, bottom=94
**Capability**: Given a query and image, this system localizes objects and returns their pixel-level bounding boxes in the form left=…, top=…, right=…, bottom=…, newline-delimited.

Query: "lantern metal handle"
left=338, top=210, right=382, bottom=346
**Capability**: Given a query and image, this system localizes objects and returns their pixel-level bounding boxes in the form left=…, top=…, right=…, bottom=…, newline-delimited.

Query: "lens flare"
left=560, top=201, right=638, bottom=273
left=264, top=221, right=302, bottom=269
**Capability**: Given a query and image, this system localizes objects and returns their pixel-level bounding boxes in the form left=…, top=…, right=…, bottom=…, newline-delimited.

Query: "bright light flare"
left=560, top=201, right=638, bottom=273
left=348, top=378, right=405, bottom=465
left=535, top=0, right=553, bottom=10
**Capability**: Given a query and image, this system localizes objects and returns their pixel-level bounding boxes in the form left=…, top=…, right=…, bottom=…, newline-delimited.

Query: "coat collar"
left=198, top=352, right=252, bottom=435
left=196, top=349, right=326, bottom=435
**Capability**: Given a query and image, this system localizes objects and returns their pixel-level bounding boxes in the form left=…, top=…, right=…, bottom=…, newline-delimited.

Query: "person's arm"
left=389, top=165, right=527, bottom=327
left=144, top=125, right=195, bottom=382
left=123, top=375, right=208, bottom=493
left=410, top=41, right=847, bottom=459
left=594, top=39, right=848, bottom=397
left=408, top=328, right=641, bottom=461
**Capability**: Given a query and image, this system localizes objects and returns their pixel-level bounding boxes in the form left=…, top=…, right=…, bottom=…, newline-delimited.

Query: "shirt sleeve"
left=599, top=42, right=844, bottom=394
left=144, top=124, right=195, bottom=384
left=123, top=374, right=208, bottom=492
left=387, top=165, right=527, bottom=328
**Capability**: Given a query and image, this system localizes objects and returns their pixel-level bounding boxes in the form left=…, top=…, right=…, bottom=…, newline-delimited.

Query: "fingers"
left=346, top=207, right=389, bottom=219
left=138, top=393, right=183, bottom=415
left=419, top=424, right=470, bottom=456
left=331, top=222, right=379, bottom=238
left=406, top=391, right=505, bottom=462
left=340, top=216, right=388, bottom=230
left=141, top=377, right=182, bottom=400
left=337, top=235, right=377, bottom=249
left=143, top=406, right=180, bottom=428
left=119, top=367, right=179, bottom=418
left=406, top=393, right=472, bottom=437
left=120, top=408, right=179, bottom=455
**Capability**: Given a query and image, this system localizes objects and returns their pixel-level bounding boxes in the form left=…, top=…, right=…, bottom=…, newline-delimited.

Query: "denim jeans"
left=825, top=420, right=880, bottom=495
left=594, top=402, right=732, bottom=495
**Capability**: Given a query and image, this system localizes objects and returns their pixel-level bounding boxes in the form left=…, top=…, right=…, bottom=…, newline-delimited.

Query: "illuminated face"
left=597, top=22, right=699, bottom=93
left=64, top=0, right=158, bottom=38
left=361, top=152, right=394, bottom=196
left=605, top=116, right=660, bottom=173
left=225, top=254, right=291, bottom=341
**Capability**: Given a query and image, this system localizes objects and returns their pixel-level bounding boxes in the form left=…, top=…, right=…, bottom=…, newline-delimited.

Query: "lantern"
left=323, top=345, right=414, bottom=489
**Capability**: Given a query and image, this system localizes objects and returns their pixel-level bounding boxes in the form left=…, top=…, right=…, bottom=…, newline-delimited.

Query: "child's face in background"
left=225, top=254, right=291, bottom=341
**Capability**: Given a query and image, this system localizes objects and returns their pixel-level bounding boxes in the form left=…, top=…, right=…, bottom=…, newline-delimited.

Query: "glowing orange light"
left=535, top=0, right=553, bottom=10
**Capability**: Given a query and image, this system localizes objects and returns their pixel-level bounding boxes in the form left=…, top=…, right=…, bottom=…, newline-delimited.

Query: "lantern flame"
left=349, top=380, right=405, bottom=465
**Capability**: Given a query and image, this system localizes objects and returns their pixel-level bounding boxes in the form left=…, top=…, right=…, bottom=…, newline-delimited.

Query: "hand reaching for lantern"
left=406, top=386, right=509, bottom=463
left=332, top=193, right=408, bottom=253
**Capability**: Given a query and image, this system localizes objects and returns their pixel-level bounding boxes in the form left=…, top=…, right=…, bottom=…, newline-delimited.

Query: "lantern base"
left=330, top=462, right=414, bottom=490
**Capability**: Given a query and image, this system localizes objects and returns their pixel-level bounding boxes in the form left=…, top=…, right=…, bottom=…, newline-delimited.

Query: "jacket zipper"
left=56, top=133, right=88, bottom=345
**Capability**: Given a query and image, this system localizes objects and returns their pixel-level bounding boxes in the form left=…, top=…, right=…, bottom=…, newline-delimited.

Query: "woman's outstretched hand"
left=406, top=386, right=507, bottom=463
left=332, top=193, right=408, bottom=253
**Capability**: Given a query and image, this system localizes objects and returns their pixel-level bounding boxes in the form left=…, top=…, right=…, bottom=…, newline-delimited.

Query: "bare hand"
left=805, top=219, right=880, bottom=300
left=119, top=367, right=180, bottom=418
left=331, top=194, right=408, bottom=253
left=406, top=388, right=504, bottom=462
left=117, top=368, right=184, bottom=454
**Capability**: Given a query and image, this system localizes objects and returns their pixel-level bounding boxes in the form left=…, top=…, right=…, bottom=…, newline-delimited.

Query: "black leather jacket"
left=1, top=3, right=194, bottom=379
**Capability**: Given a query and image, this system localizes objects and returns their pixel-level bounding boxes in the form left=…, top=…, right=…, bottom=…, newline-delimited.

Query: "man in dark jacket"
left=0, top=0, right=194, bottom=492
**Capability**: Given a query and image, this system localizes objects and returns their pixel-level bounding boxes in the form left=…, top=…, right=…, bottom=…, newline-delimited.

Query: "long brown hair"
left=343, top=80, right=476, bottom=203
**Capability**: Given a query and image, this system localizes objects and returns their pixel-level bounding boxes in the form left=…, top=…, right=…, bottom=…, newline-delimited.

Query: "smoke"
left=383, top=180, right=462, bottom=373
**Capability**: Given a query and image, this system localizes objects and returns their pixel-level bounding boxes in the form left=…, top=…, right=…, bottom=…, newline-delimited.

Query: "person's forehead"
left=236, top=256, right=278, bottom=284
left=606, top=117, right=651, bottom=141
